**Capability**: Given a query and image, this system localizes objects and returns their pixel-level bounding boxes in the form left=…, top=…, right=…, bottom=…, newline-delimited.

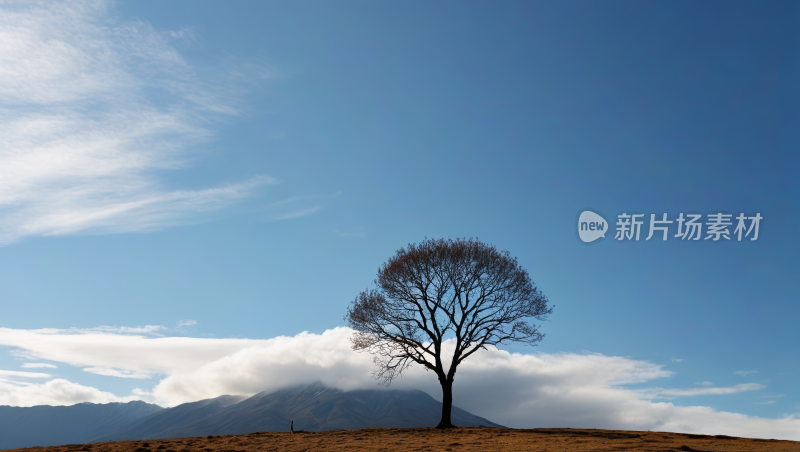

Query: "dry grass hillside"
left=5, top=427, right=799, bottom=452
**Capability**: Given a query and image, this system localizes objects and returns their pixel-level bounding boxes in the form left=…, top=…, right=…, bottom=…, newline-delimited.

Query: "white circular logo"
left=578, top=211, right=607, bottom=243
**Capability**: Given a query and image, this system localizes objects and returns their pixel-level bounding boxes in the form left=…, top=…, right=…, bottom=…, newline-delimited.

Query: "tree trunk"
left=436, top=379, right=456, bottom=429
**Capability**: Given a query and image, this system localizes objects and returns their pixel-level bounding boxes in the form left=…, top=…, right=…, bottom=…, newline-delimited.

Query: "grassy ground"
left=5, top=428, right=800, bottom=452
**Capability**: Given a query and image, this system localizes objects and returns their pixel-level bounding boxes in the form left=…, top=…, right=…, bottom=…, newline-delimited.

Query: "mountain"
left=0, top=383, right=502, bottom=449
left=0, top=400, right=162, bottom=450
left=89, top=394, right=248, bottom=442
left=95, top=382, right=503, bottom=441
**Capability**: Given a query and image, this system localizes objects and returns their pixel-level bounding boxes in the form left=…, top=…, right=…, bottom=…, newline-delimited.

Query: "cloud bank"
left=1, top=326, right=799, bottom=440
left=0, top=0, right=275, bottom=243
left=0, top=378, right=134, bottom=407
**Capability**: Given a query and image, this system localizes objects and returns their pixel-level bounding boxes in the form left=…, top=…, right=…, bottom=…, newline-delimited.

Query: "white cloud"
left=21, top=363, right=57, bottom=369
left=83, top=367, right=151, bottom=379
left=637, top=383, right=764, bottom=398
left=671, top=358, right=684, bottom=363
left=696, top=381, right=714, bottom=386
left=0, top=327, right=262, bottom=376
left=1, top=326, right=799, bottom=440
left=81, top=325, right=169, bottom=335
left=734, top=370, right=759, bottom=377
left=0, top=378, right=132, bottom=407
left=264, top=206, right=323, bottom=221
left=0, top=1, right=276, bottom=243
left=0, top=369, right=51, bottom=378
left=176, top=320, right=198, bottom=328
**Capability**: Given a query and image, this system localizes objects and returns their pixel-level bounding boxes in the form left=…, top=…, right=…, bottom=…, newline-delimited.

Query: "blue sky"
left=0, top=0, right=798, bottom=438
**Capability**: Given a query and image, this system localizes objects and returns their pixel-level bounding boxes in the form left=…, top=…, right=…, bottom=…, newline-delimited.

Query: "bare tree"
left=345, top=237, right=553, bottom=429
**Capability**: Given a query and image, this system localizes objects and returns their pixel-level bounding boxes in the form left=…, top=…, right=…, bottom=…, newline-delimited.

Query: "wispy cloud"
left=0, top=1, right=274, bottom=243
left=176, top=320, right=199, bottom=328
left=696, top=381, right=714, bottom=386
left=264, top=206, right=323, bottom=221
left=88, top=325, right=168, bottom=335
left=0, top=369, right=52, bottom=379
left=734, top=370, right=759, bottom=377
left=21, top=363, right=57, bottom=369
left=83, top=367, right=151, bottom=379
left=25, top=325, right=171, bottom=336
left=255, top=191, right=340, bottom=223
left=636, top=383, right=764, bottom=398
left=671, top=358, right=684, bottom=363
left=0, top=327, right=263, bottom=379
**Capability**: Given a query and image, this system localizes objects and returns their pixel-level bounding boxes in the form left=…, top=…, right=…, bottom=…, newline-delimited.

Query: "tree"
left=344, top=237, right=553, bottom=429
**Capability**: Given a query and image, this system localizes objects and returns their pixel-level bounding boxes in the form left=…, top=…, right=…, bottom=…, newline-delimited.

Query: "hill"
left=94, top=381, right=502, bottom=440
left=0, top=382, right=501, bottom=448
left=0, top=400, right=162, bottom=450
left=5, top=427, right=798, bottom=452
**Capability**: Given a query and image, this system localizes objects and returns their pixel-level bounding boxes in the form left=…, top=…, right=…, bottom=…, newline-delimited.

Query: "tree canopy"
left=345, top=237, right=553, bottom=428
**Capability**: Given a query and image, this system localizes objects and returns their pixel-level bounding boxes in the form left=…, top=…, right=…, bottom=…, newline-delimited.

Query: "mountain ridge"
left=94, top=381, right=502, bottom=441
left=0, top=400, right=162, bottom=450
left=0, top=382, right=502, bottom=449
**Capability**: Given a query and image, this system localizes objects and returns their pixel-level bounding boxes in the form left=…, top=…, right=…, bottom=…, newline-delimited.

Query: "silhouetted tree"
left=345, top=238, right=553, bottom=429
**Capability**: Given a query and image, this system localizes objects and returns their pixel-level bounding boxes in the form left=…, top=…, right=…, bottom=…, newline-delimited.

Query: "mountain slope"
left=90, top=394, right=247, bottom=442
left=98, top=382, right=502, bottom=440
left=0, top=401, right=162, bottom=450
